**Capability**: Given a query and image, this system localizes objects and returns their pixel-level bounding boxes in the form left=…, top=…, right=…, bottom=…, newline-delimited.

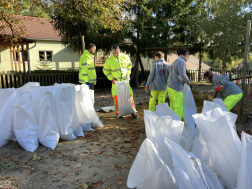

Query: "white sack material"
left=75, top=85, right=93, bottom=131
left=90, top=89, right=94, bottom=105
left=164, top=138, right=209, bottom=189
left=80, top=84, right=103, bottom=128
left=115, top=79, right=136, bottom=117
left=193, top=108, right=241, bottom=189
left=182, top=84, right=197, bottom=133
left=144, top=110, right=184, bottom=170
left=237, top=132, right=252, bottom=189
left=0, top=88, right=17, bottom=147
left=96, top=106, right=115, bottom=113
left=155, top=103, right=193, bottom=152
left=38, top=87, right=60, bottom=150
left=53, top=84, right=76, bottom=140
left=14, top=89, right=39, bottom=152
left=127, top=139, right=178, bottom=189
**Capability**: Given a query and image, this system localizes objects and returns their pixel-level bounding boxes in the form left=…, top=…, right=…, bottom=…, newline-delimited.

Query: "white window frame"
left=39, top=51, right=53, bottom=62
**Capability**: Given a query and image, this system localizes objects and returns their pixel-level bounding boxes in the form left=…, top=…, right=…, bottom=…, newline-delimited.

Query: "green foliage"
left=0, top=163, right=14, bottom=170
left=31, top=153, right=41, bottom=161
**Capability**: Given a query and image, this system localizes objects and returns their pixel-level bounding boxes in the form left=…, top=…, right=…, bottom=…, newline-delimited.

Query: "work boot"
left=131, top=113, right=137, bottom=119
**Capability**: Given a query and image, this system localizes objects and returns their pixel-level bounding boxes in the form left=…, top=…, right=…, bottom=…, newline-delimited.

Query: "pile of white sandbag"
left=127, top=84, right=252, bottom=189
left=0, top=82, right=103, bottom=152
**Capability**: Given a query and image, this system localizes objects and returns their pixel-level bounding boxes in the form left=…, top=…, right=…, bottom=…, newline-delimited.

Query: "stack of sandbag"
left=1, top=82, right=103, bottom=152
left=0, top=88, right=17, bottom=148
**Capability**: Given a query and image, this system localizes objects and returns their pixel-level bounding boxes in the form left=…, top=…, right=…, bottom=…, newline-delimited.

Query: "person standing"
left=145, top=51, right=171, bottom=112
left=166, top=50, right=191, bottom=119
left=103, top=44, right=137, bottom=118
left=79, top=43, right=97, bottom=90
left=204, top=71, right=243, bottom=111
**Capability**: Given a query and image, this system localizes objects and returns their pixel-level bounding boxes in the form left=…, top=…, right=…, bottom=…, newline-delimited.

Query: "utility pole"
left=81, top=36, right=85, bottom=54
left=239, top=20, right=251, bottom=124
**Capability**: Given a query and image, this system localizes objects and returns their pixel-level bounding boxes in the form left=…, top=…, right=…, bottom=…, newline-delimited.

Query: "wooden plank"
left=9, top=48, right=14, bottom=71
left=5, top=74, right=9, bottom=88
left=0, top=74, right=4, bottom=88
left=14, top=74, right=17, bottom=88
left=17, top=46, right=21, bottom=71
left=26, top=43, right=31, bottom=73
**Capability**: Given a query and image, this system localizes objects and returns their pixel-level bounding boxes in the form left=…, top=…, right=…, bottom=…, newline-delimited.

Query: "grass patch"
left=0, top=163, right=14, bottom=170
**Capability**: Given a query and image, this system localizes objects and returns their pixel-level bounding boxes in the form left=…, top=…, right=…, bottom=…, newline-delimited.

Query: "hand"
left=145, top=85, right=148, bottom=92
left=187, top=82, right=191, bottom=85
left=215, top=84, right=223, bottom=91
left=112, top=79, right=116, bottom=84
left=85, top=82, right=89, bottom=86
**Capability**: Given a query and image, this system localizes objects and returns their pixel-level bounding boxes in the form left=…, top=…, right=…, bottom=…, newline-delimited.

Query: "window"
left=12, top=51, right=28, bottom=63
left=39, top=51, right=53, bottom=62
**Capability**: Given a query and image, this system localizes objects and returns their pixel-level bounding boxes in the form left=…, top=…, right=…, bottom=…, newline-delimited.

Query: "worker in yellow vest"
left=103, top=44, right=137, bottom=118
left=79, top=43, right=96, bottom=90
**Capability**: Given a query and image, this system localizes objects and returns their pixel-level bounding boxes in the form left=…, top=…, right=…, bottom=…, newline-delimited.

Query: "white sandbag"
left=115, top=79, right=136, bottom=117
left=202, top=163, right=223, bottom=189
left=97, top=106, right=115, bottom=113
left=164, top=138, right=209, bottom=189
left=80, top=84, right=103, bottom=128
left=193, top=108, right=241, bottom=189
left=38, top=87, right=60, bottom=150
left=182, top=84, right=197, bottom=133
left=73, top=125, right=84, bottom=137
left=144, top=110, right=184, bottom=170
left=0, top=89, right=17, bottom=147
left=14, top=89, right=39, bottom=152
left=237, top=132, right=252, bottom=189
left=127, top=139, right=178, bottom=189
left=90, top=89, right=94, bottom=105
left=53, top=84, right=76, bottom=140
left=75, top=85, right=93, bottom=131
left=155, top=103, right=193, bottom=152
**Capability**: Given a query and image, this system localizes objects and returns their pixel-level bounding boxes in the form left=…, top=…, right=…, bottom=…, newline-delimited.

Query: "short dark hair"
left=181, top=49, right=189, bottom=56
left=111, top=44, right=120, bottom=50
left=204, top=71, right=213, bottom=83
left=154, top=51, right=164, bottom=59
left=88, top=43, right=96, bottom=50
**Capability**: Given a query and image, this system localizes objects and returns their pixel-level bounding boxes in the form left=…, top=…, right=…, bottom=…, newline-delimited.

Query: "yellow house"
left=0, top=15, right=80, bottom=72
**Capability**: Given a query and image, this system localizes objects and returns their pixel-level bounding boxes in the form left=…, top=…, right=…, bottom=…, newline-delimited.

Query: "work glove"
left=85, top=82, right=89, bottom=86
left=112, top=79, right=116, bottom=84
left=145, top=85, right=148, bottom=92
left=215, top=84, right=223, bottom=91
left=143, top=82, right=147, bottom=86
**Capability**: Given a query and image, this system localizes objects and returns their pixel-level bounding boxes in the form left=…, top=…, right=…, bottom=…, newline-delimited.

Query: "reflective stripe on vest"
left=89, top=79, right=97, bottom=82
left=106, top=73, right=111, bottom=77
left=82, top=74, right=88, bottom=76
left=79, top=79, right=85, bottom=82
left=88, top=67, right=95, bottom=70
left=103, top=68, right=111, bottom=71
left=82, top=63, right=88, bottom=66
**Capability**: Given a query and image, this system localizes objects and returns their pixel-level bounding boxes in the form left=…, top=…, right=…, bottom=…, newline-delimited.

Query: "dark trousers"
left=89, top=83, right=94, bottom=90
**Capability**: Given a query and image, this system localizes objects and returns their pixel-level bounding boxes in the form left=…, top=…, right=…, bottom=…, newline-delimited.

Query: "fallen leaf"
left=117, top=179, right=124, bottom=185
left=42, top=172, right=48, bottom=174
left=27, top=172, right=33, bottom=175
left=75, top=170, right=81, bottom=175
left=102, top=186, right=110, bottom=189
left=93, top=173, right=97, bottom=177
left=52, top=179, right=61, bottom=182
left=118, top=152, right=121, bottom=156
left=70, top=172, right=75, bottom=176
left=114, top=164, right=122, bottom=172
left=92, top=178, right=105, bottom=187
left=11, top=160, right=20, bottom=162
left=81, top=184, right=88, bottom=189
left=114, top=178, right=123, bottom=181
left=68, top=148, right=74, bottom=151
left=75, top=163, right=81, bottom=170
left=62, top=173, right=67, bottom=178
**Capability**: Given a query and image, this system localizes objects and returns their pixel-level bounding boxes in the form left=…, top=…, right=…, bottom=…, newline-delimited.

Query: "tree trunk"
left=222, top=60, right=227, bottom=74
left=198, top=51, right=202, bottom=81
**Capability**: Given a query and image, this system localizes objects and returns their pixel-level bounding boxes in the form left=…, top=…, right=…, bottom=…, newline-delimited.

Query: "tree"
left=201, top=0, right=252, bottom=73
left=51, top=0, right=132, bottom=53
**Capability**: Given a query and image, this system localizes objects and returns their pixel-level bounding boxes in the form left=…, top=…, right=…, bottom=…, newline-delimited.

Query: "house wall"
left=0, top=40, right=80, bottom=72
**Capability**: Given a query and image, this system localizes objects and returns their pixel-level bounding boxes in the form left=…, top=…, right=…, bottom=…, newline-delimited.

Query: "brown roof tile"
left=166, top=54, right=210, bottom=70
left=0, top=15, right=61, bottom=40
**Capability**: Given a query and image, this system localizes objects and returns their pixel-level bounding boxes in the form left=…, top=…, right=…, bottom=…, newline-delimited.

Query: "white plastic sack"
left=97, top=106, right=115, bottom=113
left=237, top=132, right=252, bottom=189
left=38, top=87, right=60, bottom=150
left=127, top=139, right=178, bottom=189
left=80, top=84, right=103, bottom=128
left=90, top=89, right=94, bottom=105
left=0, top=89, right=17, bottom=147
left=14, top=89, right=39, bottom=152
left=53, top=84, right=76, bottom=140
left=164, top=138, right=209, bottom=189
left=182, top=84, right=197, bottom=133
left=144, top=110, right=184, bottom=170
left=115, top=79, right=136, bottom=117
left=155, top=103, right=193, bottom=152
left=201, top=163, right=223, bottom=189
left=73, top=125, right=84, bottom=137
left=75, top=85, right=93, bottom=131
left=193, top=108, right=241, bottom=189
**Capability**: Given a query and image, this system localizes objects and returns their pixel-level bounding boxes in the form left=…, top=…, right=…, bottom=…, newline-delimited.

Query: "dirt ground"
left=0, top=84, right=251, bottom=189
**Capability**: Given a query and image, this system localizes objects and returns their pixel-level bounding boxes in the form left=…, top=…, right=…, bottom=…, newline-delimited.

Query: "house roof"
left=0, top=15, right=61, bottom=41
left=167, top=54, right=211, bottom=70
